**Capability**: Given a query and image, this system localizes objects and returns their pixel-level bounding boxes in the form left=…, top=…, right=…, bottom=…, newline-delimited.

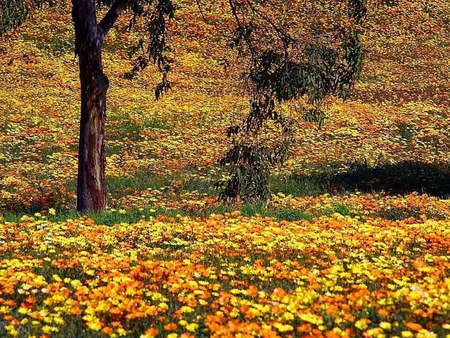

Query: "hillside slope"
left=0, top=0, right=449, bottom=211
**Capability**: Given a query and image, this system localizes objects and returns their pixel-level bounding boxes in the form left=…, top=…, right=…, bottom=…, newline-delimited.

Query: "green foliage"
left=218, top=108, right=294, bottom=201
left=0, top=0, right=29, bottom=36
left=0, top=0, right=53, bottom=36
left=397, top=123, right=414, bottom=142
left=120, top=0, right=175, bottom=100
left=248, top=35, right=363, bottom=105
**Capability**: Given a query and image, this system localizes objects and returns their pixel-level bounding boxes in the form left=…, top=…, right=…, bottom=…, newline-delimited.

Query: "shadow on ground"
left=272, top=161, right=450, bottom=197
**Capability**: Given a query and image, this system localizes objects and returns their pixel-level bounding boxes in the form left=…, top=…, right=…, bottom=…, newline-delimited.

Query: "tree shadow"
left=275, top=161, right=450, bottom=197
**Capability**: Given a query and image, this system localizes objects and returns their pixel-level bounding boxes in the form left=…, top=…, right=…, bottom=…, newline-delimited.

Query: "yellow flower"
left=380, top=322, right=392, bottom=331
left=71, top=279, right=82, bottom=288
left=355, top=319, right=370, bottom=330
left=158, top=302, right=168, bottom=310
left=54, top=317, right=64, bottom=325
left=186, top=323, right=199, bottom=332
left=49, top=208, right=56, bottom=215
left=4, top=326, right=18, bottom=336
left=417, top=330, right=437, bottom=338
left=87, top=321, right=102, bottom=331
left=274, top=323, right=294, bottom=333
left=299, top=313, right=323, bottom=325
left=180, top=306, right=194, bottom=313
left=401, top=332, right=414, bottom=338
left=18, top=307, right=30, bottom=315
left=282, top=312, right=295, bottom=321
left=42, top=325, right=58, bottom=334
left=39, top=309, right=49, bottom=317
left=117, top=328, right=127, bottom=335
left=366, top=328, right=384, bottom=337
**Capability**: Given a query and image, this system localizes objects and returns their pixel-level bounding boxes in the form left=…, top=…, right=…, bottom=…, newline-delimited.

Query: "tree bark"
left=72, top=0, right=108, bottom=212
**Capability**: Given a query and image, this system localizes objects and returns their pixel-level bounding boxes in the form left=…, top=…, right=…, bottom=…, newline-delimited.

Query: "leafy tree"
left=0, top=0, right=174, bottom=211
left=216, top=0, right=368, bottom=201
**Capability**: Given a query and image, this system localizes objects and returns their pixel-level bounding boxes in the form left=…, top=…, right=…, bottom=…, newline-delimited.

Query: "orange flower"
left=297, top=324, right=312, bottom=333
left=312, top=328, right=325, bottom=337
left=111, top=321, right=123, bottom=328
left=70, top=306, right=82, bottom=315
left=326, top=304, right=338, bottom=316
left=102, top=327, right=114, bottom=335
left=3, top=300, right=16, bottom=307
left=378, top=309, right=389, bottom=317
left=246, top=285, right=259, bottom=297
left=143, top=328, right=159, bottom=337
left=405, top=322, right=423, bottom=332
left=164, top=323, right=178, bottom=331
left=180, top=334, right=195, bottom=338
left=325, top=331, right=340, bottom=338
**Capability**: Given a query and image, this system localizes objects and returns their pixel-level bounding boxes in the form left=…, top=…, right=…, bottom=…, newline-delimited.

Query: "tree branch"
left=98, top=0, right=128, bottom=37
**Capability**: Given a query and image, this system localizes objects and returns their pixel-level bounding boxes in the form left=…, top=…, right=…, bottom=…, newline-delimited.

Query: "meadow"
left=1, top=1, right=450, bottom=337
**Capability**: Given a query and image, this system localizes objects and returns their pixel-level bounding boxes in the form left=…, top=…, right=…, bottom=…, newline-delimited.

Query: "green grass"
left=0, top=199, right=357, bottom=226
left=397, top=122, right=414, bottom=143
left=269, top=175, right=329, bottom=196
left=40, top=145, right=65, bottom=162
left=106, top=172, right=168, bottom=196
left=22, top=33, right=73, bottom=56
left=107, top=110, right=170, bottom=145
left=3, top=159, right=448, bottom=223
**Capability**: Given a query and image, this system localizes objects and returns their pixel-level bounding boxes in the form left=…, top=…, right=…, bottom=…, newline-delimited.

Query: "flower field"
left=2, top=209, right=450, bottom=338
left=1, top=0, right=450, bottom=337
left=1, top=1, right=449, bottom=211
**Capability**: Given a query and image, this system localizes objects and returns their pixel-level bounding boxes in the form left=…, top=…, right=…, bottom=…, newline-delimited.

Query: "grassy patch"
left=397, top=123, right=414, bottom=143
left=269, top=175, right=328, bottom=196
left=107, top=110, right=170, bottom=144
left=40, top=145, right=64, bottom=162
left=106, top=172, right=168, bottom=198
left=0, top=202, right=319, bottom=226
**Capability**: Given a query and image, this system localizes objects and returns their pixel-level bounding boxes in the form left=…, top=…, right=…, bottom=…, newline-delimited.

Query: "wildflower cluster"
left=1, top=212, right=450, bottom=337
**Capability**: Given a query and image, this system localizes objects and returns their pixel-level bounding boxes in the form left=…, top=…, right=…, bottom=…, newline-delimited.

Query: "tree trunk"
left=72, top=0, right=108, bottom=212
